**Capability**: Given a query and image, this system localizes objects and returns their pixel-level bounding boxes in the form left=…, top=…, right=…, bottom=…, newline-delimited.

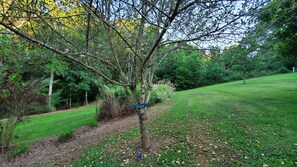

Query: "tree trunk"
left=85, top=90, right=88, bottom=105
left=138, top=108, right=150, bottom=149
left=243, top=70, right=246, bottom=84
left=48, top=71, right=54, bottom=106
left=138, top=83, right=150, bottom=150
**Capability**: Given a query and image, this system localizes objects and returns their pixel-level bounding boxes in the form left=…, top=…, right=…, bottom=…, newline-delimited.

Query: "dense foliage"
left=259, top=0, right=297, bottom=68
left=156, top=44, right=289, bottom=90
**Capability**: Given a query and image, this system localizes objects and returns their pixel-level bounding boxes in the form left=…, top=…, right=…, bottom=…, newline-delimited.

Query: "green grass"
left=12, top=105, right=96, bottom=144
left=72, top=73, right=297, bottom=166
left=172, top=73, right=297, bottom=166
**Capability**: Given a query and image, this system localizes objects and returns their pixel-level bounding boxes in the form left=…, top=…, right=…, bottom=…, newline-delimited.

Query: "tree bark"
left=138, top=109, right=150, bottom=150
left=138, top=83, right=150, bottom=150
left=69, top=90, right=72, bottom=109
left=243, top=70, right=246, bottom=84
left=48, top=71, right=54, bottom=106
left=85, top=90, right=88, bottom=105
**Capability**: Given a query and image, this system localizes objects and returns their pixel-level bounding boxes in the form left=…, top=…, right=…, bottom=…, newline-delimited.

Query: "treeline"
left=0, top=34, right=103, bottom=112
left=156, top=43, right=290, bottom=90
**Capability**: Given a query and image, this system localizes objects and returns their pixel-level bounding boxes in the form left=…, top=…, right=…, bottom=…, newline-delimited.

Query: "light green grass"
left=12, top=105, right=96, bottom=144
left=172, top=73, right=297, bottom=166
left=72, top=73, right=297, bottom=166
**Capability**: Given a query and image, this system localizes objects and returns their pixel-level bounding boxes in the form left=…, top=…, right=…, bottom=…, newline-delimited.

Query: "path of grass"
left=12, top=105, right=96, bottom=144
left=72, top=73, right=297, bottom=166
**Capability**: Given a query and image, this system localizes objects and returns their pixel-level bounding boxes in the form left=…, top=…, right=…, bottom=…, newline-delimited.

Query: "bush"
left=58, top=129, right=74, bottom=142
left=277, top=66, right=290, bottom=73
left=6, top=144, right=29, bottom=158
left=0, top=78, right=47, bottom=152
left=96, top=86, right=135, bottom=121
left=150, top=84, right=174, bottom=105
left=97, top=84, right=174, bottom=121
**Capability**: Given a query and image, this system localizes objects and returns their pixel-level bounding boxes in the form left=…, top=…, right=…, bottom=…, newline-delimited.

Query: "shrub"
left=277, top=66, right=290, bottom=73
left=97, top=83, right=174, bottom=121
left=6, top=144, right=29, bottom=158
left=150, top=84, right=174, bottom=105
left=58, top=129, right=74, bottom=142
left=0, top=78, right=47, bottom=152
left=96, top=86, right=135, bottom=121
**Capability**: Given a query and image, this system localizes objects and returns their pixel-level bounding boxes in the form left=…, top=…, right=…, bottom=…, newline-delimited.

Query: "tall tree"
left=259, top=0, right=297, bottom=68
left=0, top=0, right=267, bottom=150
left=45, top=56, right=68, bottom=106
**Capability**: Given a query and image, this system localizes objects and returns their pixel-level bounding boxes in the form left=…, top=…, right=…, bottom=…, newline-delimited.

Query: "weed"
left=58, top=129, right=74, bottom=142
left=88, top=119, right=98, bottom=127
left=6, top=144, right=29, bottom=158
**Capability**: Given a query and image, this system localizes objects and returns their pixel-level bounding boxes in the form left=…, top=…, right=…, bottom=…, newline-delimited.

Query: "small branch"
left=140, top=0, right=183, bottom=77
left=79, top=0, right=143, bottom=61
left=0, top=21, right=130, bottom=86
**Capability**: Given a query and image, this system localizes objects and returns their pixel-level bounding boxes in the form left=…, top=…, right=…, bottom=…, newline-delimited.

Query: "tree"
left=0, top=71, right=47, bottom=152
left=259, top=0, right=297, bottom=68
left=221, top=44, right=256, bottom=84
left=45, top=56, right=68, bottom=107
left=156, top=48, right=205, bottom=90
left=0, top=0, right=267, bottom=150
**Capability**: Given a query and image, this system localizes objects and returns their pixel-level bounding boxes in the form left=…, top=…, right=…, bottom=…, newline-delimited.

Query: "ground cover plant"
left=5, top=144, right=29, bottom=158
left=11, top=105, right=96, bottom=144
left=72, top=73, right=297, bottom=166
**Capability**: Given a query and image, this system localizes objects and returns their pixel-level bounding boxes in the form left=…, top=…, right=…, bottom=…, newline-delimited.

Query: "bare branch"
left=79, top=0, right=143, bottom=61
left=141, top=0, right=183, bottom=77
left=0, top=21, right=130, bottom=86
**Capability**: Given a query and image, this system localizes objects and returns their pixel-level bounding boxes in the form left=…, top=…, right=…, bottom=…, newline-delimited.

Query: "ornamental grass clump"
left=96, top=86, right=135, bottom=121
left=149, top=84, right=174, bottom=105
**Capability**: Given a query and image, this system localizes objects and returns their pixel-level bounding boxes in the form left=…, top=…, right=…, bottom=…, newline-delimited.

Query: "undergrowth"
left=58, top=130, right=74, bottom=142
left=6, top=144, right=29, bottom=158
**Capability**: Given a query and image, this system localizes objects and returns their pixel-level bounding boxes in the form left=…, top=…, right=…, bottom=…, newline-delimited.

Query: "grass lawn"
left=11, top=105, right=97, bottom=144
left=72, top=73, right=297, bottom=166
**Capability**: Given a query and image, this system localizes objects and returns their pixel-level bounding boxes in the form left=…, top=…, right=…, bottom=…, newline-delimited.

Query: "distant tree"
left=45, top=56, right=68, bottom=107
left=204, top=61, right=225, bottom=85
left=222, top=44, right=257, bottom=84
left=156, top=48, right=205, bottom=90
left=259, top=0, right=297, bottom=68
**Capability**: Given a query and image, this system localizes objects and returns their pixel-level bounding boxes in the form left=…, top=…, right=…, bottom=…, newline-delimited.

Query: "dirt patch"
left=0, top=100, right=173, bottom=167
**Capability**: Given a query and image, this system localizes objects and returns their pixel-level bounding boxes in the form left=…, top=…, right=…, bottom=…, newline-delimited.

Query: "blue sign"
left=133, top=103, right=149, bottom=109
left=135, top=152, right=141, bottom=159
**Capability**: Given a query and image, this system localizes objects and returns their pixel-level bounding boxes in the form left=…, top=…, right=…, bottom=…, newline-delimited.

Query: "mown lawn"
left=12, top=105, right=96, bottom=144
left=72, top=73, right=297, bottom=166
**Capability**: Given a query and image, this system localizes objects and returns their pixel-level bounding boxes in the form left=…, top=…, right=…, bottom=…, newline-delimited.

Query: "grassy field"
left=72, top=73, right=297, bottom=166
left=12, top=105, right=96, bottom=144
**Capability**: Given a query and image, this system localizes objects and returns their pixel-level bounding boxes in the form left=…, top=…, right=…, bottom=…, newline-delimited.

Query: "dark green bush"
left=277, top=66, right=290, bottom=73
